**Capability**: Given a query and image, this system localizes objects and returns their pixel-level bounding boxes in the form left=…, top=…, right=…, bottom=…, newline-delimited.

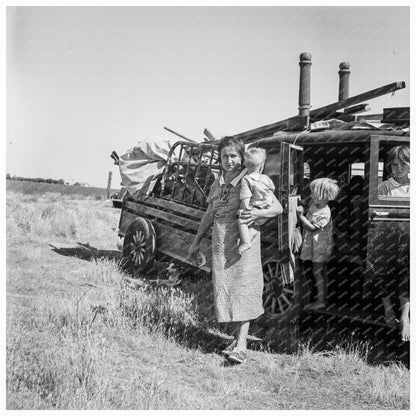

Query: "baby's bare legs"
left=238, top=218, right=252, bottom=254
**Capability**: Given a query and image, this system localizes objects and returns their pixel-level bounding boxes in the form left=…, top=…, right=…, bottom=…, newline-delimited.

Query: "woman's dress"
left=208, top=176, right=264, bottom=323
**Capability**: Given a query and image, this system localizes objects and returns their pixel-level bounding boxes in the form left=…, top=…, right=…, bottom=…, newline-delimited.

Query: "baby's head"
left=244, top=148, right=267, bottom=173
left=309, top=177, right=339, bottom=203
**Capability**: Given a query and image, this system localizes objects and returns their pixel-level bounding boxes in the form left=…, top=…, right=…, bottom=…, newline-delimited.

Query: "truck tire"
left=262, top=257, right=308, bottom=325
left=122, top=217, right=156, bottom=274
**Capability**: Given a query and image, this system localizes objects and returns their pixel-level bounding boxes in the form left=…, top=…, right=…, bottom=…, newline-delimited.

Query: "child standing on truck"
left=237, top=148, right=275, bottom=254
left=296, top=178, right=340, bottom=309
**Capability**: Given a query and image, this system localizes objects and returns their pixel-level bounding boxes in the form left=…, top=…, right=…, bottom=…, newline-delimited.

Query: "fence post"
left=107, top=171, right=112, bottom=199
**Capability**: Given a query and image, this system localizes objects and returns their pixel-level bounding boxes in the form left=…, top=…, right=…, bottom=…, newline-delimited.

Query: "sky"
left=5, top=4, right=411, bottom=187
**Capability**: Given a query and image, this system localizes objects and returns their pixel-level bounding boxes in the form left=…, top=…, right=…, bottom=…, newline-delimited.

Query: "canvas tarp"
left=118, top=138, right=179, bottom=197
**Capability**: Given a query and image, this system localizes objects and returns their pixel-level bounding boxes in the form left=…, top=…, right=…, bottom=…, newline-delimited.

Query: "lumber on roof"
left=231, top=81, right=406, bottom=143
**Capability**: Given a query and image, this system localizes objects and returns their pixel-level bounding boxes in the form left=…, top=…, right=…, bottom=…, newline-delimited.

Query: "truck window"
left=377, top=144, right=410, bottom=199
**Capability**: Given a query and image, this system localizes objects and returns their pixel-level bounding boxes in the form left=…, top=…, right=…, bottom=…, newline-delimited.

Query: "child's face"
left=390, top=158, right=410, bottom=180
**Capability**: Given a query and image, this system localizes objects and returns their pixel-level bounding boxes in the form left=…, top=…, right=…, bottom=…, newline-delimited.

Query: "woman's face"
left=220, top=145, right=242, bottom=173
left=391, top=158, right=410, bottom=180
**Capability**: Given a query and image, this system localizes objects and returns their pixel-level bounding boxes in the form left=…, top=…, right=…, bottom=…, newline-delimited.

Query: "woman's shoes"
left=221, top=340, right=247, bottom=364
left=221, top=339, right=236, bottom=355
left=227, top=349, right=247, bottom=364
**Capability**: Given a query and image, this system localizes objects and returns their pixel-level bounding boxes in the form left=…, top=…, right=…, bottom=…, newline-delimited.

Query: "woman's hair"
left=386, top=145, right=410, bottom=171
left=244, top=148, right=267, bottom=170
left=218, top=136, right=245, bottom=163
left=309, top=177, right=340, bottom=201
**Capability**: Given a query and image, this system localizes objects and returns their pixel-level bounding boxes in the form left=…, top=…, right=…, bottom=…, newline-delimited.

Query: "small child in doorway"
left=296, top=178, right=340, bottom=309
left=238, top=148, right=275, bottom=254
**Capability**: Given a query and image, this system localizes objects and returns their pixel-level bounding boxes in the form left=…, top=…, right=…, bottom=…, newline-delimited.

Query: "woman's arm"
left=187, top=203, right=215, bottom=259
left=239, top=193, right=283, bottom=224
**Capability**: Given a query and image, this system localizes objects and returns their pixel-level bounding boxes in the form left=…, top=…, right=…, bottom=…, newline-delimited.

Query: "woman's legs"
left=233, top=320, right=249, bottom=351
left=226, top=321, right=250, bottom=364
left=235, top=321, right=250, bottom=351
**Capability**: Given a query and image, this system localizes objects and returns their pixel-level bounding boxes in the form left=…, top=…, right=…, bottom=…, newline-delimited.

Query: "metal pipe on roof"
left=338, top=62, right=350, bottom=101
left=298, top=52, right=312, bottom=119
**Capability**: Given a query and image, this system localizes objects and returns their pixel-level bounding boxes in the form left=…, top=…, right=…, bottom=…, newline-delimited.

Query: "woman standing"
left=187, top=137, right=283, bottom=364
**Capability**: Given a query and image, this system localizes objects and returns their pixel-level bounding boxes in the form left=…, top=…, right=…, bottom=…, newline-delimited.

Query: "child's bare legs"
left=238, top=218, right=257, bottom=254
left=381, top=295, right=397, bottom=327
left=238, top=217, right=251, bottom=253
left=309, top=262, right=327, bottom=309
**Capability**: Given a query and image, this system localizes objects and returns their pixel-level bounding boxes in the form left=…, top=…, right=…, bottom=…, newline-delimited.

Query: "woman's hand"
left=238, top=207, right=262, bottom=225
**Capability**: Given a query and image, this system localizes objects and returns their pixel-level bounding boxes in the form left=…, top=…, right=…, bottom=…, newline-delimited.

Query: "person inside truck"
left=296, top=178, right=340, bottom=309
left=378, top=145, right=410, bottom=197
left=187, top=136, right=283, bottom=364
left=397, top=233, right=410, bottom=342
left=237, top=147, right=275, bottom=254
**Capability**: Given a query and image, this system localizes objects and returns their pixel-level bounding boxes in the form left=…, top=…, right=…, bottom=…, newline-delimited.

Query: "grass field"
left=6, top=179, right=119, bottom=199
left=5, top=188, right=410, bottom=410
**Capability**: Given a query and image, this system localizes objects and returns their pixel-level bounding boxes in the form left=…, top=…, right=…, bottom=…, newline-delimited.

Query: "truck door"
left=366, top=136, right=410, bottom=321
left=278, top=142, right=304, bottom=284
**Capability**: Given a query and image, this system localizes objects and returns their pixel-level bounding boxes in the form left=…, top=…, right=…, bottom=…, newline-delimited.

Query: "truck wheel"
left=122, top=217, right=156, bottom=274
left=262, top=258, right=304, bottom=324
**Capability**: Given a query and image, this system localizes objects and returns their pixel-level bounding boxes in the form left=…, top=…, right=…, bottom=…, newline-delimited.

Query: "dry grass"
left=6, top=189, right=410, bottom=410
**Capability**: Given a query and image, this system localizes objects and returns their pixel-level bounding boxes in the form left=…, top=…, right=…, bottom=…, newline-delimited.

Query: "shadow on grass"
left=46, top=248, right=410, bottom=366
left=297, top=312, right=410, bottom=368
left=49, top=242, right=122, bottom=262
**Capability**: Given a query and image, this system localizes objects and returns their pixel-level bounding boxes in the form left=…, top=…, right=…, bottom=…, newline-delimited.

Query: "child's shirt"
left=300, top=204, right=334, bottom=263
left=240, top=171, right=275, bottom=208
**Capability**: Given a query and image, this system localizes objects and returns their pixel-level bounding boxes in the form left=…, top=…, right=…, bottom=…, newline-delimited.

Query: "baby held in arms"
left=238, top=148, right=275, bottom=254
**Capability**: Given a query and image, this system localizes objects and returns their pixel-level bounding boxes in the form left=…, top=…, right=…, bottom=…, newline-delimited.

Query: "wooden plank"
left=133, top=194, right=205, bottom=220
left=203, top=128, right=217, bottom=142
left=164, top=126, right=197, bottom=143
left=343, top=103, right=370, bottom=115
left=118, top=209, right=137, bottom=236
left=124, top=200, right=202, bottom=231
left=231, top=81, right=406, bottom=143
left=153, top=222, right=212, bottom=272
left=309, top=82, right=405, bottom=120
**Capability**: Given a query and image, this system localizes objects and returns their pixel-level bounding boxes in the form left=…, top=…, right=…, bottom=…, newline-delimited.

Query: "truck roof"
left=254, top=126, right=409, bottom=148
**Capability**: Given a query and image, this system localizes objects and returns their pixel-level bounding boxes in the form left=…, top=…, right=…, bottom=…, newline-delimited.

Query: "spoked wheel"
left=262, top=258, right=302, bottom=323
left=122, top=217, right=156, bottom=275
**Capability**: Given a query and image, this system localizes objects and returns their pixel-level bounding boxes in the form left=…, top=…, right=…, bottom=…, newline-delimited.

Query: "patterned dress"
left=207, top=174, right=264, bottom=323
left=300, top=204, right=334, bottom=263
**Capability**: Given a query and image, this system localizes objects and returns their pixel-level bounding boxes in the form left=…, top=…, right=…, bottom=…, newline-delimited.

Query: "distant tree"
left=6, top=173, right=11, bottom=180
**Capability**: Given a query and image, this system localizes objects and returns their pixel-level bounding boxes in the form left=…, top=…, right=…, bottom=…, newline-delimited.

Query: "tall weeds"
left=6, top=190, right=410, bottom=409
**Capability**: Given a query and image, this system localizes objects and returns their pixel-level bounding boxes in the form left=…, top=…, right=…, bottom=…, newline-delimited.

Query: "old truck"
left=115, top=53, right=409, bottom=334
